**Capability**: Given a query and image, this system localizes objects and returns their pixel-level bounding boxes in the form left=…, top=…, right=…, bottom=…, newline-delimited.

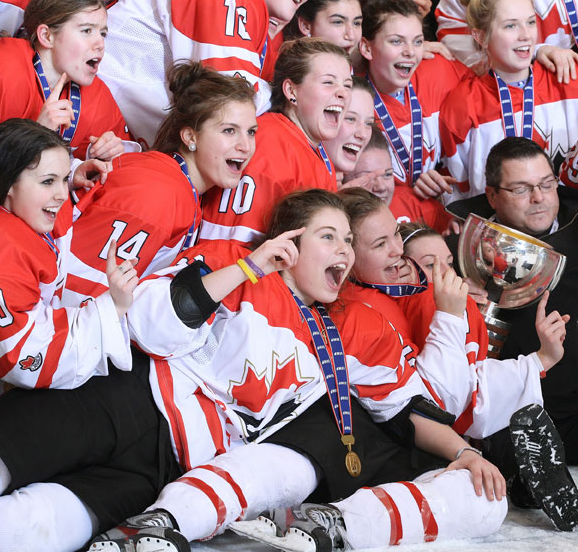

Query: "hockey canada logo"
left=228, top=350, right=311, bottom=412
left=227, top=349, right=314, bottom=441
left=19, top=353, right=43, bottom=372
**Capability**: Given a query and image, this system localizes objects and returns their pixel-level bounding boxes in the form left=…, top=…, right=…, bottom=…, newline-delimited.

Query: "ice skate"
left=510, top=404, right=578, bottom=531
left=88, top=509, right=190, bottom=552
left=232, top=503, right=349, bottom=552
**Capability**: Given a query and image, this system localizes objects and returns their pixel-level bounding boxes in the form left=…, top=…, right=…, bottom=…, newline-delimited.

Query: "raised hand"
left=248, top=228, right=305, bottom=276
left=432, top=256, right=468, bottom=318
left=537, top=45, right=578, bottom=84
left=105, top=239, right=139, bottom=318
left=36, top=72, right=74, bottom=132
left=535, top=290, right=570, bottom=372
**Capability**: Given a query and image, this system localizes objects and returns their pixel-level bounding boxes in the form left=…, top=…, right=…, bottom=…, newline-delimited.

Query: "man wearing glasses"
left=445, top=136, right=578, bottom=522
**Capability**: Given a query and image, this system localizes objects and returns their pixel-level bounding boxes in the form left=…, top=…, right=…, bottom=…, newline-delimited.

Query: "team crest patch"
left=19, top=353, right=43, bottom=372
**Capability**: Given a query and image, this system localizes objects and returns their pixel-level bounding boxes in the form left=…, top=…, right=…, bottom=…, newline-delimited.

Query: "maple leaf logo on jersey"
left=228, top=349, right=312, bottom=412
left=19, top=353, right=43, bottom=372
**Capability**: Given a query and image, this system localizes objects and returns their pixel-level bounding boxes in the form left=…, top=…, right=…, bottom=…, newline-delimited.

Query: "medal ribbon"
left=562, top=0, right=578, bottom=47
left=352, top=257, right=428, bottom=297
left=491, top=68, right=534, bottom=139
left=290, top=290, right=353, bottom=440
left=173, top=152, right=200, bottom=249
left=33, top=53, right=81, bottom=144
left=366, top=74, right=423, bottom=184
left=259, top=36, right=268, bottom=76
left=310, top=142, right=333, bottom=175
left=41, top=231, right=60, bottom=260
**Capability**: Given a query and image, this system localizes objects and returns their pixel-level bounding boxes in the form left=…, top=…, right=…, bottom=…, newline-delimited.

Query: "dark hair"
left=337, top=186, right=384, bottom=237
left=24, top=0, right=107, bottom=50
left=485, top=137, right=554, bottom=189
left=0, top=118, right=68, bottom=205
left=270, top=38, right=351, bottom=113
left=263, top=188, right=349, bottom=247
left=362, top=0, right=421, bottom=41
left=153, top=61, right=256, bottom=153
left=365, top=125, right=390, bottom=151
left=284, top=0, right=362, bottom=39
left=398, top=221, right=439, bottom=250
left=351, top=74, right=374, bottom=96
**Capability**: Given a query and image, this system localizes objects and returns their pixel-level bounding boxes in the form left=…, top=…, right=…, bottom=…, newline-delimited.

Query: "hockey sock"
left=0, top=482, right=98, bottom=551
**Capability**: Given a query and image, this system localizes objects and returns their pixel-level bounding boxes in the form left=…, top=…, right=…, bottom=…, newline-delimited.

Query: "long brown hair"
left=152, top=61, right=255, bottom=153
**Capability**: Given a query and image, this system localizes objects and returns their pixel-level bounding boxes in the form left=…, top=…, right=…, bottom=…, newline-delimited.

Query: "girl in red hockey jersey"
left=0, top=0, right=139, bottom=161
left=63, top=61, right=257, bottom=305
left=0, top=189, right=506, bottom=551
left=439, top=0, right=578, bottom=204
left=359, top=0, right=468, bottom=198
left=340, top=188, right=567, bottom=438
left=0, top=118, right=137, bottom=390
left=199, top=37, right=353, bottom=246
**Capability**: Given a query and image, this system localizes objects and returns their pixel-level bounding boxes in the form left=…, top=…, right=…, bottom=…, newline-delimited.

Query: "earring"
left=290, top=98, right=297, bottom=105
left=188, top=142, right=197, bottom=152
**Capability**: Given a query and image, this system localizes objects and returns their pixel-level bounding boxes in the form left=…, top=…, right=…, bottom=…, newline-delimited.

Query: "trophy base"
left=480, top=302, right=511, bottom=359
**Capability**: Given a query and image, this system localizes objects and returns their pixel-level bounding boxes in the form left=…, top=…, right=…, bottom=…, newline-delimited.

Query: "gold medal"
left=345, top=450, right=362, bottom=477
left=342, top=435, right=361, bottom=477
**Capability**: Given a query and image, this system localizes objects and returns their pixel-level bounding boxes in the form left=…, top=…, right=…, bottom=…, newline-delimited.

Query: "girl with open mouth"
left=359, top=0, right=469, bottom=199
left=0, top=117, right=137, bottom=391
left=200, top=38, right=353, bottom=247
left=440, top=0, right=578, bottom=204
left=0, top=0, right=138, bottom=162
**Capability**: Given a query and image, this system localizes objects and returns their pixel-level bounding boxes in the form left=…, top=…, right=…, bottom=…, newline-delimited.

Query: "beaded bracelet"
left=236, top=258, right=259, bottom=284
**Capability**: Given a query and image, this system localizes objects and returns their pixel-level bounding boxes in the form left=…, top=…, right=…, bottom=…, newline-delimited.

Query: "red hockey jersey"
left=199, top=112, right=338, bottom=246
left=128, top=241, right=428, bottom=471
left=0, top=203, right=131, bottom=389
left=63, top=151, right=202, bottom=305
left=370, top=55, right=470, bottom=187
left=0, top=38, right=132, bottom=160
left=99, top=0, right=272, bottom=148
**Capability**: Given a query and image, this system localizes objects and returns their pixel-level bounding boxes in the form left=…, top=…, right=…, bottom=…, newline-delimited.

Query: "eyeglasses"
left=496, top=178, right=558, bottom=196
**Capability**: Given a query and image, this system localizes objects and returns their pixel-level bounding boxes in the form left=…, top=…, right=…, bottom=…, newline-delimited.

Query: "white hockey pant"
left=0, top=482, right=97, bottom=552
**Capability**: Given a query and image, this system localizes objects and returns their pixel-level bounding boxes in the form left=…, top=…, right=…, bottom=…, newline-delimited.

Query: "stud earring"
left=290, top=98, right=297, bottom=105
left=188, top=142, right=197, bottom=152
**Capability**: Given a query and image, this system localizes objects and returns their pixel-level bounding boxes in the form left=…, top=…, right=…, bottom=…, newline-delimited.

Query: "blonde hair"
left=466, top=0, right=534, bottom=50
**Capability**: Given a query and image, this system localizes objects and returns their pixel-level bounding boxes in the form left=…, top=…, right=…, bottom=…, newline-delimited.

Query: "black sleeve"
left=170, top=260, right=219, bottom=328
left=382, top=396, right=456, bottom=447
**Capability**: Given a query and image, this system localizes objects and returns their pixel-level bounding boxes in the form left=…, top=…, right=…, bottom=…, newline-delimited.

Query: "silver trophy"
left=458, top=214, right=566, bottom=358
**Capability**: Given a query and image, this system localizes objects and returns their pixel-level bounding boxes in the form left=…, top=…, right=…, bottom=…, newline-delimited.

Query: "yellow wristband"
left=237, top=258, right=259, bottom=284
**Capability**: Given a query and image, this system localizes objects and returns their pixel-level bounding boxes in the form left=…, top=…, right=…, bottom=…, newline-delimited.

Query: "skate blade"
left=231, top=522, right=316, bottom=552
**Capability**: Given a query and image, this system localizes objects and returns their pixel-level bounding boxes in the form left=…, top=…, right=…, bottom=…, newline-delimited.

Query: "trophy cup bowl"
left=458, top=214, right=566, bottom=357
